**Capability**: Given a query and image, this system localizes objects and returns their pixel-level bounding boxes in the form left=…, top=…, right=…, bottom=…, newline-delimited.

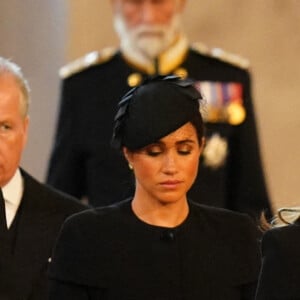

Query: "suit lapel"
left=13, top=171, right=51, bottom=257
left=11, top=171, right=57, bottom=299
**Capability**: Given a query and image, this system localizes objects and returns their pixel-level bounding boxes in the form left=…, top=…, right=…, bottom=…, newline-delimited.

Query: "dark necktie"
left=0, top=188, right=7, bottom=233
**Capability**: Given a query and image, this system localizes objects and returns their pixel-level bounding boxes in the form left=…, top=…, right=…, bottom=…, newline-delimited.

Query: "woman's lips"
left=159, top=180, right=183, bottom=189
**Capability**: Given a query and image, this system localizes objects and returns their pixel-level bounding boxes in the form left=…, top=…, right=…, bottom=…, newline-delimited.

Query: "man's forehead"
left=0, top=74, right=18, bottom=89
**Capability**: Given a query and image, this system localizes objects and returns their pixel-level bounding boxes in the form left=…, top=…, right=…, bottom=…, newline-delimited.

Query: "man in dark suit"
left=47, top=0, right=272, bottom=219
left=0, top=57, right=86, bottom=299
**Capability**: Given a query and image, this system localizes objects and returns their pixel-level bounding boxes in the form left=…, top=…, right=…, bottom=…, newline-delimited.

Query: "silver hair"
left=0, top=57, right=30, bottom=118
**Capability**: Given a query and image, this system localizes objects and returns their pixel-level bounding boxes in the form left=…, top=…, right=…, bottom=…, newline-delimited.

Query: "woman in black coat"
left=256, top=209, right=300, bottom=299
left=49, top=76, right=261, bottom=300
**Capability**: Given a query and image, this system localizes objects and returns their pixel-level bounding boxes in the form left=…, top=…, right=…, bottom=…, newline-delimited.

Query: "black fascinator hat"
left=111, top=75, right=204, bottom=151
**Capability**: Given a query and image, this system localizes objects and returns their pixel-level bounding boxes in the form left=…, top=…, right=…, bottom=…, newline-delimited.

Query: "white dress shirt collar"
left=2, top=168, right=24, bottom=228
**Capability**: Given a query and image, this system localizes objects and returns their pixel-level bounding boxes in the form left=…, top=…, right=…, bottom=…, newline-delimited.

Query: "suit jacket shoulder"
left=21, top=169, right=86, bottom=215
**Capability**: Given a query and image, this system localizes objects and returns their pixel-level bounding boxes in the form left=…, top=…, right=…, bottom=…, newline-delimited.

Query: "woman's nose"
left=162, top=152, right=178, bottom=174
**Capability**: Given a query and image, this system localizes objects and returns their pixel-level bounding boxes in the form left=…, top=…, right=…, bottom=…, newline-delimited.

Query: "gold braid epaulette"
left=59, top=47, right=117, bottom=79
left=191, top=42, right=250, bottom=69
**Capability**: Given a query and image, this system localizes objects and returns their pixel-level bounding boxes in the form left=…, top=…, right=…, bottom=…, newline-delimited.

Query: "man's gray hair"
left=0, top=57, right=30, bottom=117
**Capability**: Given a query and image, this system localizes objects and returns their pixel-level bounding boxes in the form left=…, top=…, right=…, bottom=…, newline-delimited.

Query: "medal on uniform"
left=127, top=73, right=142, bottom=87
left=226, top=102, right=246, bottom=125
left=174, top=67, right=188, bottom=79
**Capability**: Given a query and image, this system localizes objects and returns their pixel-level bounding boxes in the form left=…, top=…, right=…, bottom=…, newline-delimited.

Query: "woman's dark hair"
left=190, top=112, right=205, bottom=147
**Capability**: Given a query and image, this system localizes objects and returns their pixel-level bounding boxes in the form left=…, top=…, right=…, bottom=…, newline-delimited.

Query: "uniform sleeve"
left=227, top=70, right=272, bottom=219
left=46, top=79, right=86, bottom=199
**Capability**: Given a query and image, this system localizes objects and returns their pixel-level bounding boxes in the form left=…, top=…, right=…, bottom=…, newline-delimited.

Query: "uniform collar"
left=121, top=34, right=189, bottom=75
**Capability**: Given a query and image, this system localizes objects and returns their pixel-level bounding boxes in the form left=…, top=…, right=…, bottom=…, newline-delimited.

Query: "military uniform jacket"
left=49, top=199, right=261, bottom=299
left=47, top=42, right=271, bottom=218
left=0, top=169, right=86, bottom=300
left=255, top=221, right=300, bottom=300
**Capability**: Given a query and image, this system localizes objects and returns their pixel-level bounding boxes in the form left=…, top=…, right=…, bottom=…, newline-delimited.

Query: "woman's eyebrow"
left=176, top=139, right=196, bottom=145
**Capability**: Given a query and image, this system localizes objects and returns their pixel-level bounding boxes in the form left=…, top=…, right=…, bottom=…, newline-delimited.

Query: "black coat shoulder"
left=49, top=200, right=261, bottom=288
left=191, top=201, right=260, bottom=235
left=48, top=201, right=129, bottom=287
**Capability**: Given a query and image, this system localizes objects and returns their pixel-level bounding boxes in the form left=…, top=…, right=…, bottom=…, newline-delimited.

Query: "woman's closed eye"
left=145, top=145, right=163, bottom=157
left=177, top=144, right=193, bottom=156
left=143, top=143, right=194, bottom=157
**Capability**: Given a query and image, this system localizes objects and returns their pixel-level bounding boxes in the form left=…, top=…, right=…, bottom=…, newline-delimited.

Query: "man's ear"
left=22, top=116, right=30, bottom=149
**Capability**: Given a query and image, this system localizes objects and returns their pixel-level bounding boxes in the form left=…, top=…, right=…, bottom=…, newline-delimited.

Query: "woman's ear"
left=199, top=137, right=206, bottom=156
left=123, top=147, right=134, bottom=170
left=122, top=147, right=129, bottom=162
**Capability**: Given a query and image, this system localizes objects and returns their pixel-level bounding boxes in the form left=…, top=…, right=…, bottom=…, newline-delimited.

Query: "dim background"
left=0, top=1, right=299, bottom=213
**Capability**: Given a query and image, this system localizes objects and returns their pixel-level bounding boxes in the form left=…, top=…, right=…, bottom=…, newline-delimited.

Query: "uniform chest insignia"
left=202, top=134, right=228, bottom=169
left=194, top=81, right=246, bottom=125
left=226, top=102, right=246, bottom=125
left=127, top=73, right=143, bottom=87
left=173, top=67, right=188, bottom=79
